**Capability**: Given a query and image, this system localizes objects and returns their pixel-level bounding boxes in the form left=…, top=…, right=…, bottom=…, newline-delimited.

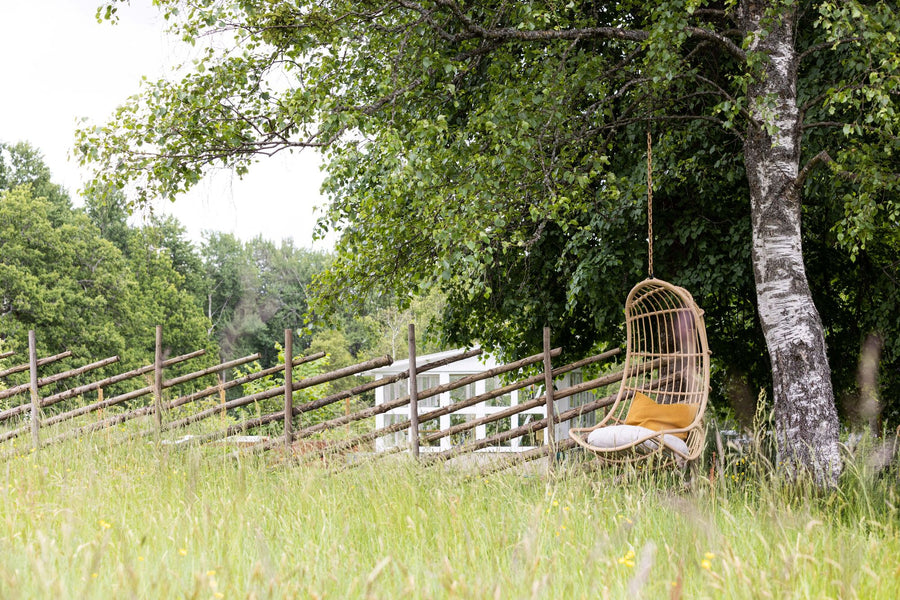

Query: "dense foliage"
left=77, top=1, right=900, bottom=436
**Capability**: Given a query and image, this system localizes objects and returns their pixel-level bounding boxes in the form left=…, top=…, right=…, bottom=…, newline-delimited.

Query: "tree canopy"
left=79, top=1, right=900, bottom=483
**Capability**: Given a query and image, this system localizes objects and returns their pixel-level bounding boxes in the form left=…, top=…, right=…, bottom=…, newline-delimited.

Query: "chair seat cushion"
left=624, top=392, right=697, bottom=439
left=586, top=424, right=690, bottom=456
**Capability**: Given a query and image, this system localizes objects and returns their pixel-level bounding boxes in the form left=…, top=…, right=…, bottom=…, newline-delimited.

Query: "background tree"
left=80, top=1, right=900, bottom=484
left=83, top=186, right=132, bottom=253
left=0, top=141, right=73, bottom=226
left=0, top=143, right=218, bottom=393
left=0, top=184, right=135, bottom=367
left=124, top=222, right=218, bottom=373
left=200, top=233, right=334, bottom=365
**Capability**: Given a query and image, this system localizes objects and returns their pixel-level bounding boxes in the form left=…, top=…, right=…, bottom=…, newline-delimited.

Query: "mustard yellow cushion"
left=624, top=392, right=697, bottom=440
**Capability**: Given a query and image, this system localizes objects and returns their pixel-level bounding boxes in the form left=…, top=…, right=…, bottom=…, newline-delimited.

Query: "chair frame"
left=569, top=278, right=711, bottom=466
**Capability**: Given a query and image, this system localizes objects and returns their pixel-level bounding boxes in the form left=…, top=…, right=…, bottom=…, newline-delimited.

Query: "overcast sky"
left=0, top=0, right=329, bottom=248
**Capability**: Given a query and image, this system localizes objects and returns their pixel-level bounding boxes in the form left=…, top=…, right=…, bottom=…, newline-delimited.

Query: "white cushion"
left=586, top=424, right=690, bottom=457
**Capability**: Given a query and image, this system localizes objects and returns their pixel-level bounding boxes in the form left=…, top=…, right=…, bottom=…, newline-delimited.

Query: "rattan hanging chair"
left=568, top=278, right=711, bottom=466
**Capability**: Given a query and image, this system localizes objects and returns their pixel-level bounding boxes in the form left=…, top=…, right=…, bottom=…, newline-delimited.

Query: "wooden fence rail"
left=317, top=355, right=625, bottom=468
left=0, top=349, right=215, bottom=444
left=0, top=355, right=118, bottom=403
left=1, top=328, right=281, bottom=453
left=0, top=350, right=71, bottom=380
left=168, top=352, right=325, bottom=413
left=297, top=348, right=562, bottom=441
left=427, top=391, right=620, bottom=465
left=417, top=355, right=625, bottom=450
left=41, top=350, right=207, bottom=412
left=227, top=348, right=559, bottom=460
left=0, top=350, right=208, bottom=422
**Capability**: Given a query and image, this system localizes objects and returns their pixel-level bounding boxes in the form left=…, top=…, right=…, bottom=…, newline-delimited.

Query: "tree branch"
left=803, top=121, right=900, bottom=141
left=798, top=37, right=863, bottom=63
left=695, top=74, right=751, bottom=119
left=684, top=26, right=746, bottom=61
left=800, top=80, right=868, bottom=114
left=795, top=150, right=832, bottom=189
left=796, top=149, right=900, bottom=187
left=413, top=0, right=747, bottom=61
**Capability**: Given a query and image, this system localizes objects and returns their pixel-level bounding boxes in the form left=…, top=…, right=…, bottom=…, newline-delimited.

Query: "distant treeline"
left=0, top=141, right=444, bottom=390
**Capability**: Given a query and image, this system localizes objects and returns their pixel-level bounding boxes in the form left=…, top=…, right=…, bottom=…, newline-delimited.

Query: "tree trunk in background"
left=741, top=1, right=841, bottom=485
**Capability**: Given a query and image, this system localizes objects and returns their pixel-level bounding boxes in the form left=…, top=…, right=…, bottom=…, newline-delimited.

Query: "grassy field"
left=1, top=435, right=898, bottom=599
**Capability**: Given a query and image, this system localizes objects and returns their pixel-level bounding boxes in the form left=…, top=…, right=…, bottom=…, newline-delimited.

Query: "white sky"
left=0, top=0, right=330, bottom=249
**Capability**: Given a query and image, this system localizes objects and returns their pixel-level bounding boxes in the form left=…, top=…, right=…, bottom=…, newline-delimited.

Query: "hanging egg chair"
left=568, top=278, right=710, bottom=466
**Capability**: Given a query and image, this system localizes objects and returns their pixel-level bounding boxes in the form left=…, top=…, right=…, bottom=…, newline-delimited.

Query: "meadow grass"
left=0, top=431, right=898, bottom=599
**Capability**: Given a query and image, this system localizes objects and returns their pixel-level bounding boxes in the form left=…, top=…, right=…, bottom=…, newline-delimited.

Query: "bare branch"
left=695, top=74, right=751, bottom=119
left=795, top=150, right=832, bottom=189
left=683, top=26, right=746, bottom=61
left=798, top=37, right=863, bottom=63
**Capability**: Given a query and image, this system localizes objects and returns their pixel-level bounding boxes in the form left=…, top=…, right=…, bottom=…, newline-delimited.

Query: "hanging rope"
left=646, top=130, right=654, bottom=279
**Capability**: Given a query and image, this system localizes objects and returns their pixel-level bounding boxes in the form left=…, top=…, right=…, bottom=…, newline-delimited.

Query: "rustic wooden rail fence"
left=289, top=347, right=623, bottom=467
left=0, top=325, right=629, bottom=473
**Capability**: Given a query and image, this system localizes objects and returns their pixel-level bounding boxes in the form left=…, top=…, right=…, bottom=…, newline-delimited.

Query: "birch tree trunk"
left=741, top=1, right=841, bottom=485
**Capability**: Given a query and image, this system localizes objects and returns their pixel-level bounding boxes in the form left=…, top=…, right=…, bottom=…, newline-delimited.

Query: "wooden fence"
left=0, top=326, right=626, bottom=471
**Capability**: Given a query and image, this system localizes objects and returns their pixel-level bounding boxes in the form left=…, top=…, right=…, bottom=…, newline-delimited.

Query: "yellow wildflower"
left=618, top=549, right=636, bottom=568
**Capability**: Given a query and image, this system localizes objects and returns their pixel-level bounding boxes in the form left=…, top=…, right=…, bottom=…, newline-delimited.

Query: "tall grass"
left=0, top=433, right=898, bottom=598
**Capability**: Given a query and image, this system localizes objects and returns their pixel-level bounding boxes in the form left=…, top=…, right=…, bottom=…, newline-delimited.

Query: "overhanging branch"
left=406, top=0, right=747, bottom=61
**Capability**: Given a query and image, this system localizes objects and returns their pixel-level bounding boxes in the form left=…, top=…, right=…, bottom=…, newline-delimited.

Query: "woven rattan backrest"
left=609, top=279, right=711, bottom=423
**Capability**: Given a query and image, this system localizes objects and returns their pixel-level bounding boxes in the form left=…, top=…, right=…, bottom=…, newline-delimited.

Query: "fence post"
left=28, top=330, right=41, bottom=452
left=154, top=325, right=163, bottom=433
left=284, top=329, right=293, bottom=454
left=408, top=324, right=420, bottom=459
left=543, top=326, right=557, bottom=468
left=218, top=370, right=227, bottom=426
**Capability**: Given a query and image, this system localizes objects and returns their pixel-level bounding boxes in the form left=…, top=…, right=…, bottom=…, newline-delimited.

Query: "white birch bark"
left=740, top=1, right=841, bottom=485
